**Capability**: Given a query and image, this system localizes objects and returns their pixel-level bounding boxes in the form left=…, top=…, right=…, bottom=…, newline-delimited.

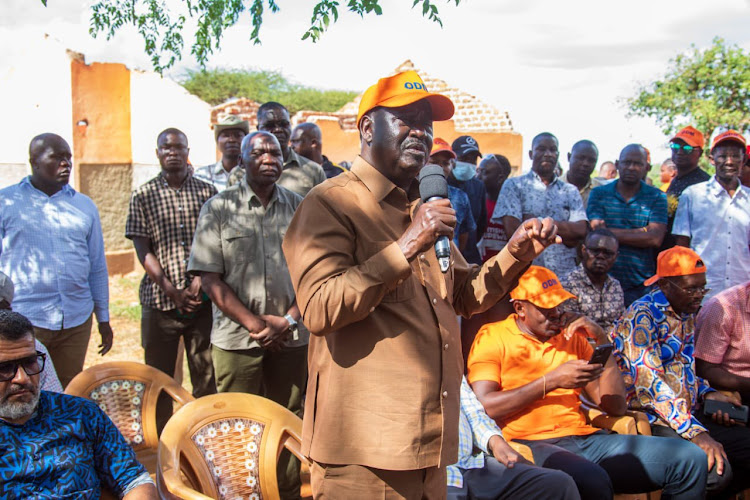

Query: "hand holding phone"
left=589, top=343, right=613, bottom=365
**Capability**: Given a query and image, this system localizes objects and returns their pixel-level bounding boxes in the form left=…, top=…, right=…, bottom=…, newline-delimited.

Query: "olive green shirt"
left=187, top=178, right=308, bottom=350
left=227, top=149, right=326, bottom=197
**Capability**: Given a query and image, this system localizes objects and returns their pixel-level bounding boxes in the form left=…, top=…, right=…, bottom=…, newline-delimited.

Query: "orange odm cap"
left=510, top=266, right=576, bottom=309
left=357, top=70, right=455, bottom=127
left=430, top=138, right=456, bottom=159
left=670, top=126, right=705, bottom=149
left=643, top=247, right=707, bottom=286
left=711, top=129, right=746, bottom=150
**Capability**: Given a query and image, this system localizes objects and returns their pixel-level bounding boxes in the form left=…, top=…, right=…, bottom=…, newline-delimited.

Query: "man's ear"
left=567, top=152, right=572, bottom=162
left=360, top=114, right=374, bottom=145
left=512, top=300, right=524, bottom=317
left=528, top=150, right=533, bottom=161
left=708, top=152, right=716, bottom=167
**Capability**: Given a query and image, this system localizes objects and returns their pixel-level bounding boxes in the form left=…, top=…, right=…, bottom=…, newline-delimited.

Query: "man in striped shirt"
left=588, top=144, right=667, bottom=306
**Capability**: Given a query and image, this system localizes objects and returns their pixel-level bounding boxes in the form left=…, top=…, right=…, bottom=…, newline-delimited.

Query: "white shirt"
left=673, top=177, right=750, bottom=300
left=193, top=161, right=235, bottom=192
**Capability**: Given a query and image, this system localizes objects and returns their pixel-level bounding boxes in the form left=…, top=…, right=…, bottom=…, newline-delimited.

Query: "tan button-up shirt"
left=227, top=150, right=326, bottom=197
left=188, top=178, right=308, bottom=350
left=282, top=156, right=528, bottom=470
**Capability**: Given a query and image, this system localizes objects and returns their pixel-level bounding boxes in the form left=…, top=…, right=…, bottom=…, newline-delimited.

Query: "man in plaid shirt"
left=448, top=376, right=579, bottom=499
left=125, top=128, right=218, bottom=429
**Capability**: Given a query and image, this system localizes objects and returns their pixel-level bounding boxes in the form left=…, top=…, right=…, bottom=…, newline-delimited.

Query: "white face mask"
left=452, top=161, right=476, bottom=181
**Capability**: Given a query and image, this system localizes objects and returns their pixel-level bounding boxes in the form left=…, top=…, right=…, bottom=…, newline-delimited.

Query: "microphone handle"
left=426, top=196, right=451, bottom=273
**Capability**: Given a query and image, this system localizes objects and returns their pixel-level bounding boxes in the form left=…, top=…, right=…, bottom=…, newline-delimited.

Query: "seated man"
left=696, top=280, right=750, bottom=405
left=611, top=247, right=750, bottom=497
left=561, top=228, right=624, bottom=334
left=449, top=375, right=579, bottom=500
left=0, top=310, right=157, bottom=499
left=469, top=266, right=707, bottom=500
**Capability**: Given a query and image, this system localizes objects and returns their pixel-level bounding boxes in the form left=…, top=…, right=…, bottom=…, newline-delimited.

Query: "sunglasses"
left=670, top=143, right=697, bottom=154
left=0, top=352, right=46, bottom=382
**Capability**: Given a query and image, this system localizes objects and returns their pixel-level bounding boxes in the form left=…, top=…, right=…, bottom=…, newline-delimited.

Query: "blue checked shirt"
left=447, top=376, right=504, bottom=488
left=0, top=177, right=109, bottom=329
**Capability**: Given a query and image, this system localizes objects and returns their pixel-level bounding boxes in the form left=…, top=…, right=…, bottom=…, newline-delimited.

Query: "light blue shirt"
left=447, top=376, right=504, bottom=488
left=0, top=177, right=109, bottom=329
left=673, top=177, right=750, bottom=300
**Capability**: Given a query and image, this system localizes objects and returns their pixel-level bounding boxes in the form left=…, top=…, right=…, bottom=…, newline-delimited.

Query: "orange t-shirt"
left=467, top=315, right=598, bottom=442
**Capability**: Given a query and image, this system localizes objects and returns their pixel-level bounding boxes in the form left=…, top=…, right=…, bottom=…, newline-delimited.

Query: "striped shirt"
left=587, top=180, right=667, bottom=290
left=696, top=282, right=750, bottom=378
left=447, top=376, right=504, bottom=488
left=125, top=172, right=217, bottom=310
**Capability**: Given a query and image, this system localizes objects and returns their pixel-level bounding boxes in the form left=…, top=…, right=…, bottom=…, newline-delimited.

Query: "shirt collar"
left=565, top=172, right=592, bottom=193
left=707, top=176, right=748, bottom=200
left=158, top=170, right=193, bottom=189
left=350, top=156, right=401, bottom=203
left=213, top=161, right=232, bottom=176
left=527, top=169, right=560, bottom=187
left=21, top=176, right=74, bottom=197
left=239, top=176, right=284, bottom=206
left=644, top=288, right=692, bottom=320
left=285, top=149, right=302, bottom=169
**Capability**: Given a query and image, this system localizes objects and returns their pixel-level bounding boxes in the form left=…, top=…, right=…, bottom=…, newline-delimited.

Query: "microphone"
left=418, top=164, right=451, bottom=273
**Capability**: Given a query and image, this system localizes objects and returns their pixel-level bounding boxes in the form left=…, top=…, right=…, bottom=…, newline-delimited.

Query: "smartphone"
left=589, top=343, right=613, bottom=365
left=704, top=399, right=749, bottom=424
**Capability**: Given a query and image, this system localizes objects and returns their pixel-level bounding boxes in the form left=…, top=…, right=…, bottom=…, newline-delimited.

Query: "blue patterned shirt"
left=610, top=289, right=714, bottom=439
left=0, top=391, right=149, bottom=499
left=587, top=180, right=667, bottom=291
left=447, top=376, right=504, bottom=488
left=0, top=177, right=109, bottom=329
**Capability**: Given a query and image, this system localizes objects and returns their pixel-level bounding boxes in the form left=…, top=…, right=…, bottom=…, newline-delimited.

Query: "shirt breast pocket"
left=371, top=240, right=415, bottom=303
left=223, top=227, right=258, bottom=263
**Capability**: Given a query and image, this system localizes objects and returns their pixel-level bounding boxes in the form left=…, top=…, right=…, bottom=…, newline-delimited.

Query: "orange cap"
left=643, top=247, right=707, bottom=286
left=430, top=138, right=456, bottom=159
left=711, top=129, right=746, bottom=150
left=670, top=126, right=705, bottom=149
left=510, top=266, right=576, bottom=309
left=356, top=70, right=455, bottom=127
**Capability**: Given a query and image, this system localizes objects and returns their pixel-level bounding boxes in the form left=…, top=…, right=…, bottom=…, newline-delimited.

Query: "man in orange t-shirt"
left=468, top=266, right=708, bottom=500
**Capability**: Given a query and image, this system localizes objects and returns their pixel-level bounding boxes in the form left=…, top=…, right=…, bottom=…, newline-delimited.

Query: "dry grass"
left=83, top=272, right=193, bottom=393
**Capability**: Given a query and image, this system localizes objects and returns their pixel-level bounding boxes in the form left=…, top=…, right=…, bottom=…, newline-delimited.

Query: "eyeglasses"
left=664, top=280, right=711, bottom=297
left=670, top=143, right=697, bottom=154
left=0, top=352, right=46, bottom=382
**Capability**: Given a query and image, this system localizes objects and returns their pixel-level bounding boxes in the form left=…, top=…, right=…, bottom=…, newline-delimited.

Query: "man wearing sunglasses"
left=0, top=310, right=157, bottom=499
left=611, top=246, right=750, bottom=498
left=663, top=126, right=711, bottom=249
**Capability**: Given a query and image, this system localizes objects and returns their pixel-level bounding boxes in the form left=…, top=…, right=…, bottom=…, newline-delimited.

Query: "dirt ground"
left=82, top=272, right=193, bottom=393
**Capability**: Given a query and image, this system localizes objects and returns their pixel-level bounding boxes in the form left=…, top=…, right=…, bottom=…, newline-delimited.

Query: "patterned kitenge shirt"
left=610, top=289, right=714, bottom=439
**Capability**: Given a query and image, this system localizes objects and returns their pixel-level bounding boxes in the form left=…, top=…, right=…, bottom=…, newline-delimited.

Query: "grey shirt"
left=188, top=178, right=308, bottom=350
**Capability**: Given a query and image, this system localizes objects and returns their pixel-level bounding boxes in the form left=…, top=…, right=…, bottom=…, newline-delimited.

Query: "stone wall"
left=78, top=163, right=133, bottom=252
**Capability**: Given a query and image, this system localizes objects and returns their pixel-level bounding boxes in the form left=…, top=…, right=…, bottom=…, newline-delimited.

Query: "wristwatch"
left=284, top=314, right=299, bottom=341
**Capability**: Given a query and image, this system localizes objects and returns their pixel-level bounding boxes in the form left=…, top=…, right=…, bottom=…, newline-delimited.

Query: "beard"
left=0, top=383, right=40, bottom=421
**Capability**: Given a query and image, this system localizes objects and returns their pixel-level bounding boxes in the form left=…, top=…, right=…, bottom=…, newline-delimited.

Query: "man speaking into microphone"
left=283, top=70, right=560, bottom=498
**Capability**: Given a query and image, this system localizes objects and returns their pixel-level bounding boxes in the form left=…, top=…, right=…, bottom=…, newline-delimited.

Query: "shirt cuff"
left=487, top=246, right=529, bottom=288
left=478, top=429, right=502, bottom=454
left=680, top=418, right=709, bottom=440
left=94, top=306, right=110, bottom=323
left=376, top=241, right=412, bottom=290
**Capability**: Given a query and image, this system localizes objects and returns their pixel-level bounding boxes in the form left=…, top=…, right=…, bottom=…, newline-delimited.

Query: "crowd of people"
left=1, top=68, right=750, bottom=499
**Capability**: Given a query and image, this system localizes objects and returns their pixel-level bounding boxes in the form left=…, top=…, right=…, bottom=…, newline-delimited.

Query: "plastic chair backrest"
left=157, top=393, right=307, bottom=500
left=65, top=361, right=194, bottom=450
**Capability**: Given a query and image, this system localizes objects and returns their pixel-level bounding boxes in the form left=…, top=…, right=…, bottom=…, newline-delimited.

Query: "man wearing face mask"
left=450, top=135, right=488, bottom=265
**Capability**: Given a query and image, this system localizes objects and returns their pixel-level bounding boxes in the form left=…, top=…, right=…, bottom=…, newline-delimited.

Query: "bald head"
left=616, top=144, right=649, bottom=186
left=291, top=122, right=323, bottom=163
left=29, top=133, right=68, bottom=165
left=28, top=133, right=72, bottom=195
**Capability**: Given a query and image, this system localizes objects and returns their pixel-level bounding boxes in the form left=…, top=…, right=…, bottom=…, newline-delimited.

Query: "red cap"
left=430, top=138, right=456, bottom=159
left=711, top=130, right=746, bottom=151
left=670, top=126, right=705, bottom=149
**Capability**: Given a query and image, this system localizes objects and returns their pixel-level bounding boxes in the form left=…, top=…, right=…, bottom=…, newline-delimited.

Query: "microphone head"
left=419, top=164, right=449, bottom=200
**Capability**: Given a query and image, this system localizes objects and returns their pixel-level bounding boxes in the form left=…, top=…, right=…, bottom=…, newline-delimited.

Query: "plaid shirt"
left=447, top=376, right=504, bottom=488
left=125, top=172, right=217, bottom=310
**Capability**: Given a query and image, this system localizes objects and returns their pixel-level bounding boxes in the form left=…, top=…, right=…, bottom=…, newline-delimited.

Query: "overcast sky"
left=4, top=0, right=750, bottom=169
